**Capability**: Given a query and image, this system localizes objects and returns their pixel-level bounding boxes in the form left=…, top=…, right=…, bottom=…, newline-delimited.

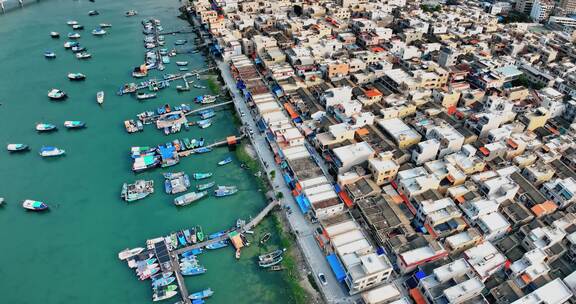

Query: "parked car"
left=318, top=273, right=327, bottom=285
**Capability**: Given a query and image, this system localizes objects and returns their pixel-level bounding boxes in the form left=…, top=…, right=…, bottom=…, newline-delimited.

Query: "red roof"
left=365, top=88, right=382, bottom=98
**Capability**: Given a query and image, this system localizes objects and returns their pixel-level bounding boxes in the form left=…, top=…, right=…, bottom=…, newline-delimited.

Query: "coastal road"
left=216, top=60, right=356, bottom=303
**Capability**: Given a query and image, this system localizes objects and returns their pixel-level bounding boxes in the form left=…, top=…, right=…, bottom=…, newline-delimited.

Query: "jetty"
left=184, top=100, right=233, bottom=116
left=177, top=133, right=245, bottom=157
left=118, top=67, right=217, bottom=95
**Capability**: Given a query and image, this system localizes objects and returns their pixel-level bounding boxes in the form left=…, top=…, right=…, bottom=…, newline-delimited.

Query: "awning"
left=326, top=254, right=346, bottom=282
left=295, top=194, right=310, bottom=213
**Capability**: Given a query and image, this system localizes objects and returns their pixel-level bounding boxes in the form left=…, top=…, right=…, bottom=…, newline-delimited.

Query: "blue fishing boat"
left=196, top=181, right=215, bottom=191
left=200, top=110, right=215, bottom=119
left=177, top=231, right=187, bottom=247
left=193, top=172, right=213, bottom=180
left=188, top=288, right=214, bottom=300
left=182, top=248, right=202, bottom=258
left=152, top=276, right=175, bottom=288
left=192, top=299, right=205, bottom=304
left=197, top=119, right=212, bottom=129
left=214, top=186, right=238, bottom=197
left=218, top=156, right=232, bottom=166
left=205, top=240, right=228, bottom=250
left=181, top=266, right=206, bottom=276
left=39, top=146, right=66, bottom=157
left=193, top=147, right=212, bottom=154
left=208, top=231, right=225, bottom=239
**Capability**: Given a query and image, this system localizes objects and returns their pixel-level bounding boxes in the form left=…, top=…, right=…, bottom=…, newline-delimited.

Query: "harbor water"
left=0, top=0, right=290, bottom=303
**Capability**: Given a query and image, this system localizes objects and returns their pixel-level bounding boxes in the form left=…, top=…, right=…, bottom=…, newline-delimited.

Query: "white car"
left=318, top=273, right=327, bottom=285
left=240, top=111, right=245, bottom=117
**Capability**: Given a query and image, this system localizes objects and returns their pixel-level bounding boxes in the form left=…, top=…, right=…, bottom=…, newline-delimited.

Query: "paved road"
left=217, top=60, right=356, bottom=303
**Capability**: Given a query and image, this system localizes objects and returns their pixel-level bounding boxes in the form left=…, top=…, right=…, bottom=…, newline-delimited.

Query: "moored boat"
left=67, top=73, right=86, bottom=81
left=136, top=92, right=157, bottom=100
left=218, top=156, right=232, bottom=166
left=7, top=144, right=29, bottom=152
left=200, top=110, right=215, bottom=119
left=205, top=240, right=228, bottom=250
left=177, top=231, right=187, bottom=246
left=125, top=10, right=138, bottom=17
left=48, top=89, right=67, bottom=100
left=174, top=39, right=187, bottom=45
left=71, top=45, right=86, bottom=53
left=68, top=32, right=81, bottom=39
left=181, top=265, right=206, bottom=276
left=121, top=180, right=154, bottom=202
left=192, top=172, right=212, bottom=180
left=214, top=185, right=238, bottom=197
left=44, top=51, right=56, bottom=58
left=260, top=232, right=271, bottom=244
left=92, top=27, right=107, bottom=36
left=66, top=20, right=78, bottom=25
left=196, top=225, right=205, bottom=242
left=36, top=123, right=57, bottom=132
left=188, top=288, right=214, bottom=300
left=39, top=146, right=65, bottom=157
left=118, top=247, right=145, bottom=260
left=64, top=41, right=79, bottom=48
left=173, top=191, right=207, bottom=206
left=99, top=23, right=112, bottom=28
left=72, top=24, right=84, bottom=30
left=76, top=52, right=92, bottom=59
left=97, top=91, right=104, bottom=105
left=88, top=10, right=99, bottom=16
left=151, top=276, right=175, bottom=288
left=176, top=61, right=188, bottom=66
left=258, top=248, right=286, bottom=262
left=64, top=120, right=86, bottom=129
left=50, top=31, right=60, bottom=38
left=152, top=290, right=177, bottom=302
left=196, top=181, right=215, bottom=191
left=258, top=255, right=283, bottom=268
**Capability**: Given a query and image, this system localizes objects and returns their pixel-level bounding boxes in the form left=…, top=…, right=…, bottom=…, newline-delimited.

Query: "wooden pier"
left=184, top=100, right=234, bottom=116
left=165, top=200, right=279, bottom=303
left=177, top=133, right=245, bottom=157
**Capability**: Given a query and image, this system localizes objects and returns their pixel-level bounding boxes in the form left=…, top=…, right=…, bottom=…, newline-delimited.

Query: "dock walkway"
left=174, top=200, right=279, bottom=255
left=184, top=100, right=233, bottom=116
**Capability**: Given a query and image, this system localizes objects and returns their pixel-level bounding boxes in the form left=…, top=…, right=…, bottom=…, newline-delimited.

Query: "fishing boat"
left=72, top=24, right=84, bottom=30
left=96, top=91, right=104, bottom=105
left=196, top=225, right=205, bottom=242
left=118, top=247, right=145, bottom=260
left=132, top=155, right=160, bottom=172
left=258, top=248, right=286, bottom=262
left=121, top=180, right=154, bottom=202
left=50, top=31, right=60, bottom=38
left=99, top=23, right=112, bottom=28
left=176, top=61, right=188, bottom=66
left=214, top=185, right=238, bottom=197
left=7, top=144, right=29, bottom=152
left=71, top=45, right=86, bottom=53
left=188, top=288, right=214, bottom=300
left=39, top=146, right=65, bottom=157
left=92, top=27, right=107, bottom=36
left=182, top=248, right=202, bottom=258
left=259, top=256, right=283, bottom=268
left=66, top=20, right=78, bottom=25
left=196, top=181, right=215, bottom=191
left=206, top=240, right=228, bottom=250
left=174, top=39, right=187, bottom=45
left=260, top=232, right=271, bottom=244
left=136, top=92, right=157, bottom=100
left=179, top=67, right=189, bottom=72
left=88, top=10, right=99, bottom=16
left=153, top=290, right=177, bottom=302
left=76, top=52, right=92, bottom=59
left=197, top=119, right=212, bottom=129
left=0, top=198, right=4, bottom=206
left=162, top=56, right=170, bottom=64
left=177, top=231, right=187, bottom=247
left=44, top=51, right=56, bottom=58
left=164, top=172, right=191, bottom=194
left=125, top=10, right=138, bottom=17
left=181, top=266, right=206, bottom=276
left=183, top=229, right=193, bottom=244
left=218, top=156, right=232, bottom=166
left=170, top=233, right=178, bottom=248
left=63, top=41, right=78, bottom=48
left=208, top=231, right=225, bottom=239
left=36, top=123, right=57, bottom=132
left=67, top=73, right=86, bottom=81
left=173, top=191, right=207, bottom=206
left=153, top=285, right=177, bottom=293
left=192, top=172, right=212, bottom=180
left=193, top=147, right=212, bottom=154
left=68, top=32, right=81, bottom=39
left=64, top=120, right=86, bottom=129
left=152, top=276, right=175, bottom=288
left=47, top=89, right=67, bottom=100
left=22, top=200, right=49, bottom=211
left=200, top=110, right=215, bottom=119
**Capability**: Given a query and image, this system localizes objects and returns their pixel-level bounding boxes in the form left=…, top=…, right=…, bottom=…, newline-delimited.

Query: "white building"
left=541, top=177, right=576, bottom=208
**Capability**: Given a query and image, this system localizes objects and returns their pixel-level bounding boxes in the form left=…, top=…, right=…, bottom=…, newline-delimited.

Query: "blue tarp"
left=333, top=184, right=341, bottom=193
left=158, top=146, right=175, bottom=159
left=283, top=173, right=292, bottom=185
left=415, top=270, right=426, bottom=280
left=295, top=195, right=310, bottom=213
left=326, top=254, right=346, bottom=282
left=376, top=247, right=386, bottom=255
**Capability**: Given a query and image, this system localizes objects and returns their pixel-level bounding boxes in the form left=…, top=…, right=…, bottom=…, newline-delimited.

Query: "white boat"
left=39, top=146, right=66, bottom=157
left=118, top=247, right=145, bottom=260
left=152, top=290, right=177, bottom=302
left=48, top=89, right=67, bottom=100
left=72, top=24, right=84, bottom=30
left=67, top=73, right=86, bottom=81
left=68, top=32, right=81, bottom=39
left=7, top=144, right=29, bottom=152
left=50, top=31, right=60, bottom=38
left=92, top=28, right=107, bottom=36
left=66, top=20, right=78, bottom=26
left=125, top=10, right=138, bottom=17
left=97, top=91, right=104, bottom=105
left=76, top=52, right=92, bottom=59
left=99, top=23, right=112, bottom=28
left=44, top=51, right=56, bottom=59
left=176, top=61, right=188, bottom=66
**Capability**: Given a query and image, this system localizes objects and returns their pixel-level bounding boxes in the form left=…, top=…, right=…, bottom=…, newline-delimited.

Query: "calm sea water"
left=0, top=0, right=289, bottom=303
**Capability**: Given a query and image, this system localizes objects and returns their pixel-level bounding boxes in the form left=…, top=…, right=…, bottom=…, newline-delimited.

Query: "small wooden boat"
left=7, top=144, right=29, bottom=152
left=96, top=91, right=104, bottom=105
left=259, top=256, right=283, bottom=268
left=260, top=232, right=271, bottom=244
left=258, top=248, right=285, bottom=262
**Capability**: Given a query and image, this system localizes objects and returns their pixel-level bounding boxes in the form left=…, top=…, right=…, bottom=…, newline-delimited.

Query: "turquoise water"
left=0, top=0, right=288, bottom=303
